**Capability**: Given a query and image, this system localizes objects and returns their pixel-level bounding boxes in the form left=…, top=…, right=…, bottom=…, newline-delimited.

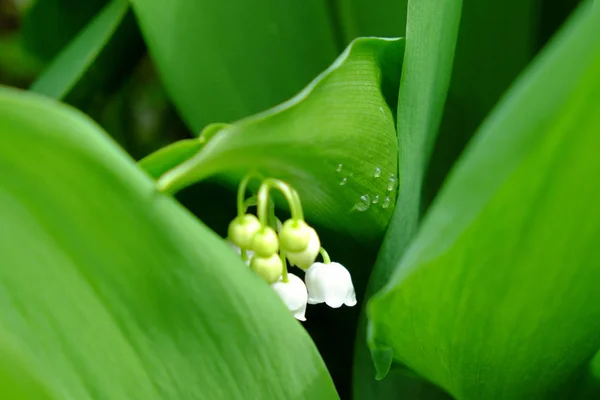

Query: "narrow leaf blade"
left=29, top=0, right=129, bottom=100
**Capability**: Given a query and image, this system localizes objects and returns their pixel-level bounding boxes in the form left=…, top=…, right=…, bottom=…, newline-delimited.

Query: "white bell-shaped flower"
left=270, top=273, right=308, bottom=321
left=227, top=240, right=254, bottom=266
left=286, top=227, right=320, bottom=270
left=305, top=262, right=357, bottom=308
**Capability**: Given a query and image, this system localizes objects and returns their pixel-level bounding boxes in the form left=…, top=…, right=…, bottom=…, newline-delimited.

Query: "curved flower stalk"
left=224, top=172, right=357, bottom=320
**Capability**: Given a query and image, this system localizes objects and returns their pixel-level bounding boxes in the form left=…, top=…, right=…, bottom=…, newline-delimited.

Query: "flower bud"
left=279, top=219, right=311, bottom=252
left=270, top=273, right=308, bottom=321
left=305, top=262, right=356, bottom=308
left=251, top=226, right=279, bottom=257
left=250, top=254, right=283, bottom=284
left=228, top=214, right=260, bottom=249
left=286, top=227, right=320, bottom=271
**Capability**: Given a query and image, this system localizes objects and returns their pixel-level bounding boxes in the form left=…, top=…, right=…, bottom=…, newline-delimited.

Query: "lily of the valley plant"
left=227, top=173, right=356, bottom=320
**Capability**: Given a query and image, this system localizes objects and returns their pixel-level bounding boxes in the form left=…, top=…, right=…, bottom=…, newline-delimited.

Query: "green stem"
left=319, top=247, right=331, bottom=264
left=257, top=178, right=304, bottom=226
left=241, top=248, right=248, bottom=262
left=243, top=196, right=257, bottom=213
left=237, top=172, right=263, bottom=217
left=280, top=250, right=289, bottom=282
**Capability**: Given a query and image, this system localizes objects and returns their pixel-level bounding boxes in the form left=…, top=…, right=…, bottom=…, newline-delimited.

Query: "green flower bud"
left=287, top=227, right=321, bottom=271
left=279, top=219, right=311, bottom=252
left=251, top=226, right=279, bottom=257
left=250, top=254, right=283, bottom=284
left=228, top=214, right=261, bottom=249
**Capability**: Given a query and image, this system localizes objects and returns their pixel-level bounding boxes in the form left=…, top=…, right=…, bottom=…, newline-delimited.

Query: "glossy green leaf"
left=0, top=86, right=338, bottom=399
left=147, top=38, right=404, bottom=243
left=353, top=0, right=463, bottom=397
left=29, top=0, right=128, bottom=100
left=128, top=0, right=338, bottom=132
left=369, top=3, right=600, bottom=398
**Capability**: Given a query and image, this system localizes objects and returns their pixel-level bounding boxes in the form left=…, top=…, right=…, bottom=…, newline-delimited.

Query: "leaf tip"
left=372, top=346, right=394, bottom=380
left=367, top=320, right=394, bottom=380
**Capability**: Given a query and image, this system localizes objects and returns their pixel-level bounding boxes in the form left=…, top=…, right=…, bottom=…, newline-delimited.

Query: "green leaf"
left=21, top=0, right=108, bottom=62
left=138, top=123, right=228, bottom=179
left=352, top=0, right=463, bottom=397
left=29, top=0, right=129, bottom=100
left=128, top=0, right=339, bottom=132
left=424, top=0, right=539, bottom=208
left=0, top=86, right=338, bottom=399
left=148, top=38, right=404, bottom=243
left=369, top=3, right=600, bottom=398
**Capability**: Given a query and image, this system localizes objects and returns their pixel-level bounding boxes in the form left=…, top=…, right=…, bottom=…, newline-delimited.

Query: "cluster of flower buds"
left=227, top=174, right=356, bottom=321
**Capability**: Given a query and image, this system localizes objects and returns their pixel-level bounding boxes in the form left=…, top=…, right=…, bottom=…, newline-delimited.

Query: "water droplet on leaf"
left=382, top=196, right=391, bottom=209
left=340, top=177, right=347, bottom=186
left=373, top=167, right=382, bottom=178
left=354, top=195, right=371, bottom=211
left=372, top=195, right=380, bottom=204
left=336, top=163, right=343, bottom=173
left=386, top=174, right=397, bottom=192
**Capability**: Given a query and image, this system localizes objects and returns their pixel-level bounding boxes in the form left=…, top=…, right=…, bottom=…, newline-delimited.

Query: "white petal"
left=227, top=240, right=254, bottom=266
left=228, top=240, right=242, bottom=254
left=286, top=228, right=320, bottom=270
left=270, top=273, right=308, bottom=321
left=305, top=262, right=356, bottom=308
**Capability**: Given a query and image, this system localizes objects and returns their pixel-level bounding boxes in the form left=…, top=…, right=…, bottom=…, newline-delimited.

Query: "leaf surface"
left=369, top=3, right=600, bottom=398
left=0, top=86, right=338, bottom=400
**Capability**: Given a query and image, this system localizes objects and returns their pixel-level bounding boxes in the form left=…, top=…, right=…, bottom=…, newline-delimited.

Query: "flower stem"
left=237, top=172, right=263, bottom=218
left=319, top=247, right=331, bottom=264
left=280, top=250, right=289, bottom=282
left=243, top=196, right=257, bottom=213
left=257, top=178, right=304, bottom=226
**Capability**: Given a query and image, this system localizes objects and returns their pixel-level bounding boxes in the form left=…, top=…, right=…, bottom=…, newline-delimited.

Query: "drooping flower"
left=250, top=254, right=283, bottom=284
left=270, top=273, right=308, bottom=321
left=286, top=227, right=320, bottom=270
left=228, top=214, right=261, bottom=249
left=305, top=262, right=357, bottom=308
left=251, top=226, right=279, bottom=257
left=279, top=219, right=312, bottom=252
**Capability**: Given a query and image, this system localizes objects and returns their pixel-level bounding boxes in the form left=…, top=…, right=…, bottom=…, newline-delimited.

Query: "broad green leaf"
left=148, top=38, right=404, bottom=243
left=29, top=0, right=129, bottom=100
left=0, top=86, right=338, bottom=399
left=352, top=0, right=463, bottom=397
left=369, top=3, right=600, bottom=398
left=128, top=0, right=339, bottom=132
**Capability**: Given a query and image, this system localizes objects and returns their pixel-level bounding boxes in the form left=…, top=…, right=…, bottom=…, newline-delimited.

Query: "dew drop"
left=372, top=195, right=380, bottom=204
left=354, top=194, right=371, bottom=211
left=382, top=196, right=391, bottom=209
left=336, top=163, right=343, bottom=173
left=339, top=177, right=347, bottom=186
left=386, top=174, right=398, bottom=192
left=373, top=167, right=382, bottom=178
